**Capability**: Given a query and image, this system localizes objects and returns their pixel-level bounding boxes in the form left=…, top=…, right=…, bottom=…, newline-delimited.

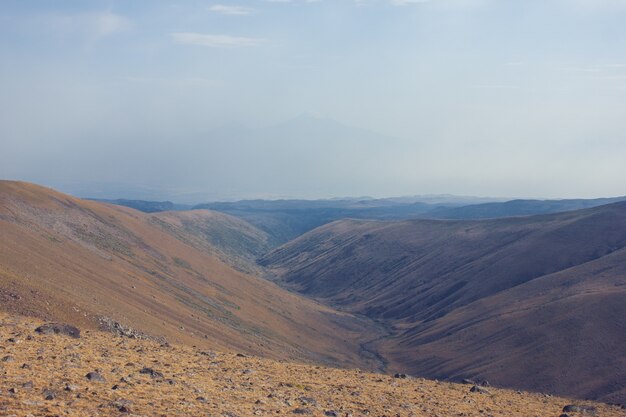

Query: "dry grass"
left=1, top=312, right=622, bottom=417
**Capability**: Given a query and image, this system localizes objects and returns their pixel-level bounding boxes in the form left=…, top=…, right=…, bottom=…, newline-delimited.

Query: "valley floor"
left=1, top=313, right=622, bottom=417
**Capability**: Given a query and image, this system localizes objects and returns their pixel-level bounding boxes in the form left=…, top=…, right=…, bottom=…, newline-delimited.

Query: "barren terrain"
left=2, top=312, right=622, bottom=417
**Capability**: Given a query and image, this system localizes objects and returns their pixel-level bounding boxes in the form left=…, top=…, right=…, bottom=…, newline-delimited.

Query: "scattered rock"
left=42, top=389, right=56, bottom=400
left=562, top=405, right=597, bottom=415
left=394, top=373, right=408, bottom=379
left=86, top=372, right=105, bottom=382
left=470, top=385, right=490, bottom=394
left=196, top=396, right=208, bottom=403
left=199, top=351, right=216, bottom=358
left=34, top=323, right=80, bottom=338
left=2, top=355, right=15, bottom=362
left=8, top=387, right=18, bottom=394
left=139, top=367, right=164, bottom=379
left=236, top=353, right=247, bottom=358
left=293, top=408, right=312, bottom=415
left=299, top=397, right=317, bottom=406
left=65, top=384, right=80, bottom=392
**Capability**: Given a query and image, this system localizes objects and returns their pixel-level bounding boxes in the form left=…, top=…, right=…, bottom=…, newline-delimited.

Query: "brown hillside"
left=261, top=204, right=626, bottom=402
left=0, top=180, right=381, bottom=369
left=2, top=312, right=623, bottom=417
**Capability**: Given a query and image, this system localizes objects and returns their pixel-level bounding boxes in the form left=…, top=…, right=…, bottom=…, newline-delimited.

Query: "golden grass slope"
left=0, top=180, right=381, bottom=369
left=2, top=312, right=623, bottom=417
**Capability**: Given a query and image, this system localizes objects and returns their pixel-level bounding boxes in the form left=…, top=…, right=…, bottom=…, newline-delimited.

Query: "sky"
left=1, top=0, right=625, bottom=202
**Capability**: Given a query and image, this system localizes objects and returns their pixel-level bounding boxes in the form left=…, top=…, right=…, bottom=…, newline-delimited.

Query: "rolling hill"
left=260, top=203, right=626, bottom=402
left=193, top=199, right=439, bottom=245
left=425, top=197, right=626, bottom=219
left=194, top=195, right=626, bottom=246
left=0, top=180, right=383, bottom=370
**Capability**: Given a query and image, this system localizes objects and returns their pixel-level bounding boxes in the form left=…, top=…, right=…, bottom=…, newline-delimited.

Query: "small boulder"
left=562, top=405, right=597, bottom=415
left=42, top=389, right=56, bottom=400
left=139, top=367, right=163, bottom=379
left=35, top=323, right=80, bottom=338
left=299, top=397, right=317, bottom=406
left=470, top=385, right=490, bottom=394
left=86, top=372, right=105, bottom=382
left=394, top=373, right=407, bottom=379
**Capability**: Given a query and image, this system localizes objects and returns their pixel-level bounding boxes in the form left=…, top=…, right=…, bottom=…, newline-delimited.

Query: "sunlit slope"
left=2, top=311, right=623, bottom=417
left=0, top=180, right=380, bottom=369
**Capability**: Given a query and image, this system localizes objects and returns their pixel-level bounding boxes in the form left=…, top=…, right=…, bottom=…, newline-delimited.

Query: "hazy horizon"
left=2, top=0, right=625, bottom=201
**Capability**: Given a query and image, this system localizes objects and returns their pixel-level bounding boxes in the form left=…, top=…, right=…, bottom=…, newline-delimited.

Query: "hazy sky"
left=1, top=0, right=625, bottom=202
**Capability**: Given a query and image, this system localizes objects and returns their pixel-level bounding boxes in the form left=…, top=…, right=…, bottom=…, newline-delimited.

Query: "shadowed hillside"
left=193, top=199, right=439, bottom=245
left=0, top=181, right=383, bottom=369
left=149, top=210, right=273, bottom=275
left=194, top=196, right=626, bottom=246
left=261, top=203, right=626, bottom=402
left=88, top=198, right=183, bottom=213
left=425, top=197, right=626, bottom=219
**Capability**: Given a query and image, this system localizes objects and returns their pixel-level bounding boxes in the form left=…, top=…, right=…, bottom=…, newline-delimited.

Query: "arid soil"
left=1, top=313, right=622, bottom=417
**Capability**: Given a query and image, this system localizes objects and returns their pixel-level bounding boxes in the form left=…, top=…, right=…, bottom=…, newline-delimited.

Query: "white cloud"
left=171, top=32, right=265, bottom=48
left=37, top=11, right=130, bottom=40
left=92, top=11, right=130, bottom=37
left=208, top=5, right=254, bottom=15
left=389, top=0, right=431, bottom=5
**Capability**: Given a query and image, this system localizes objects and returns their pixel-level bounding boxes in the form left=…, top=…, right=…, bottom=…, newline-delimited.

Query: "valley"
left=2, top=180, right=626, bottom=410
left=260, top=203, right=626, bottom=403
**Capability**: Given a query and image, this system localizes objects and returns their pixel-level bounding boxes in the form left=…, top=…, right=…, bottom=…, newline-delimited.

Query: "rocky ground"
left=1, top=313, right=623, bottom=417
